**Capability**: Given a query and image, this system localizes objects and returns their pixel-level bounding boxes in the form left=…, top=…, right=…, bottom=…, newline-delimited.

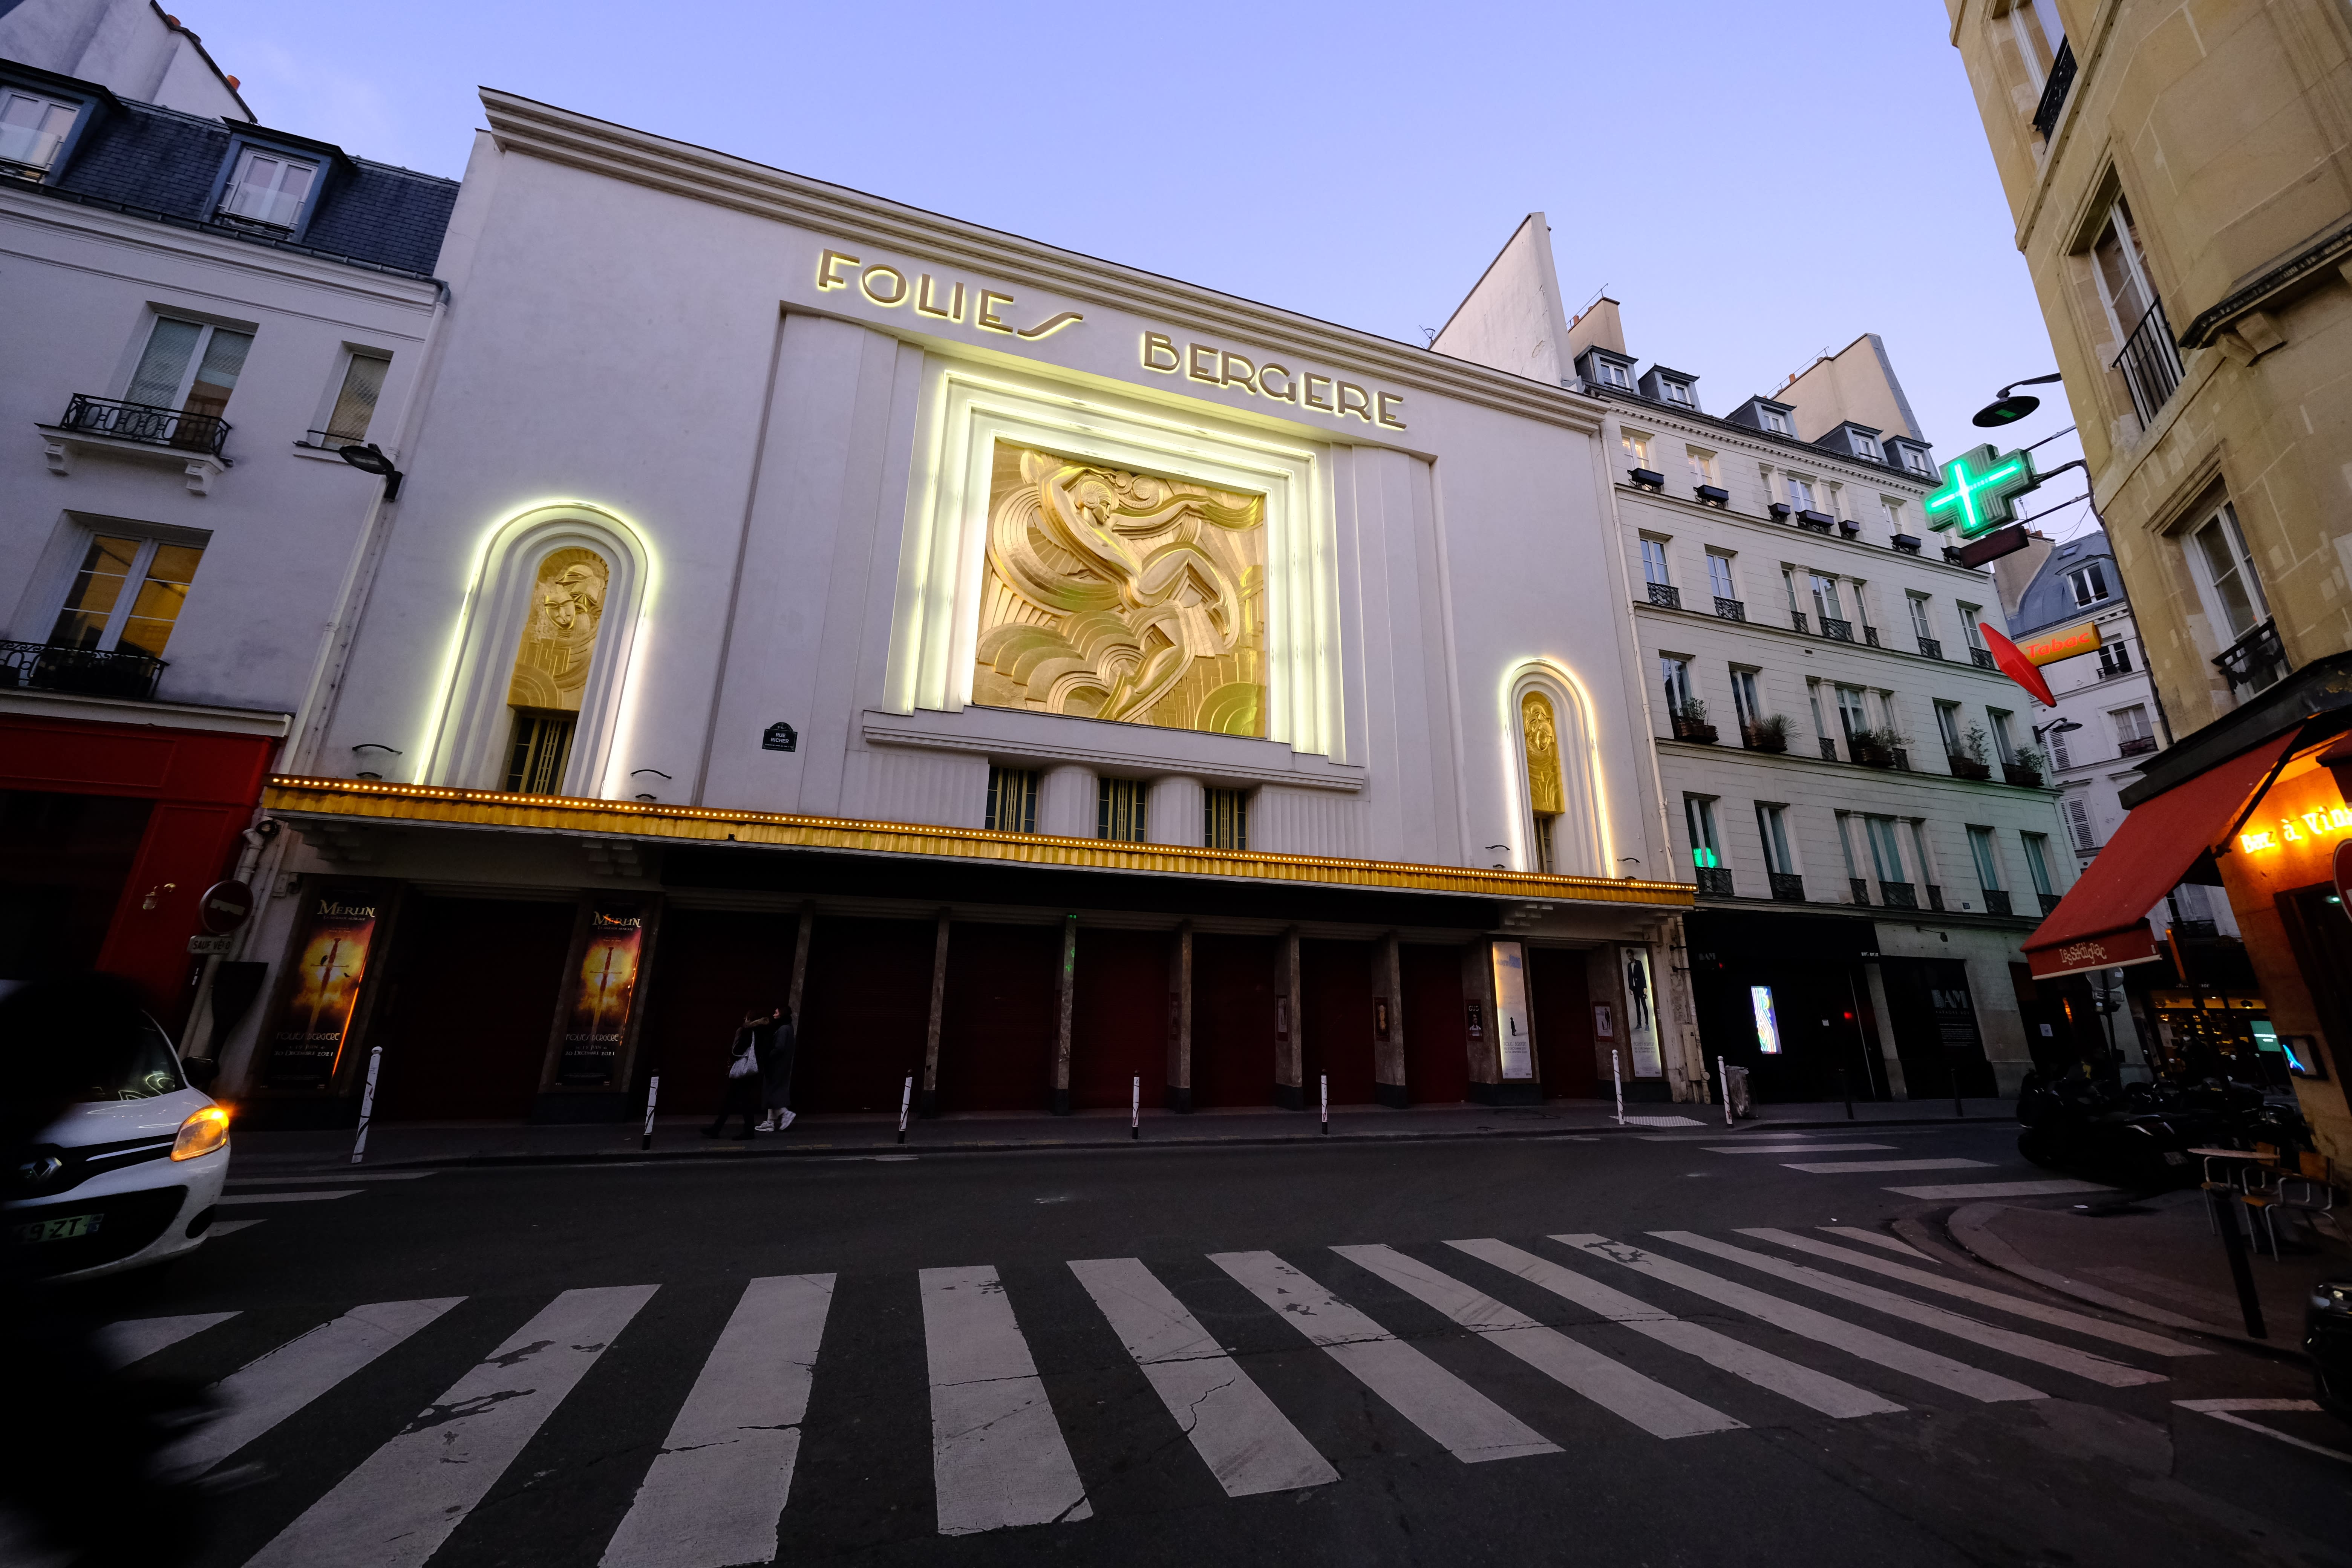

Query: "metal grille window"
left=47, top=533, right=206, bottom=658
left=986, top=766, right=1039, bottom=833
left=505, top=713, right=575, bottom=795
left=1640, top=538, right=1671, bottom=586
left=1204, top=787, right=1249, bottom=851
left=1097, top=777, right=1147, bottom=841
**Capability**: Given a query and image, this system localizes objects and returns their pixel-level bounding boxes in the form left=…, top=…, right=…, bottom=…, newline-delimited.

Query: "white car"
left=6, top=1017, right=231, bottom=1281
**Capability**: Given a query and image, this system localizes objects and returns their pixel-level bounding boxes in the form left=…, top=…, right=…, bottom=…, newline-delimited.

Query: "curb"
left=1943, top=1200, right=2309, bottom=1364
left=234, top=1112, right=2015, bottom=1174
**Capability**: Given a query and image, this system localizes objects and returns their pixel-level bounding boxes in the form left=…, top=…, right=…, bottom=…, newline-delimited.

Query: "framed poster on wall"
left=1621, top=945, right=1663, bottom=1078
left=261, top=880, right=394, bottom=1090
left=1489, top=940, right=1535, bottom=1081
left=541, top=897, right=662, bottom=1096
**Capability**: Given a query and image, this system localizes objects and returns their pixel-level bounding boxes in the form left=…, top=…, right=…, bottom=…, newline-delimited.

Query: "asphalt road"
left=53, top=1120, right=2352, bottom=1567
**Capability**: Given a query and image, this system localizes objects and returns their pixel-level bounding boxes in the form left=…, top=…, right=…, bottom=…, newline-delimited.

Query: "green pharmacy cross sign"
left=1923, top=443, right=2041, bottom=539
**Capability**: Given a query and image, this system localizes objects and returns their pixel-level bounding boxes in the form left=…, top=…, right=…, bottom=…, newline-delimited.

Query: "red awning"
left=2022, top=730, right=2299, bottom=979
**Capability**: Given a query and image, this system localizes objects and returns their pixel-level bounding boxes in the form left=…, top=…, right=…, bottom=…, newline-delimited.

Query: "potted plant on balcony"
left=1741, top=713, right=1793, bottom=753
left=1851, top=725, right=1910, bottom=769
left=1670, top=698, right=1717, bottom=744
left=1948, top=725, right=1993, bottom=780
left=2004, top=746, right=2046, bottom=787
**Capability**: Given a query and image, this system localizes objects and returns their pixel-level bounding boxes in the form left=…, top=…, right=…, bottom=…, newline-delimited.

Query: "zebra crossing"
left=107, top=1222, right=2210, bottom=1565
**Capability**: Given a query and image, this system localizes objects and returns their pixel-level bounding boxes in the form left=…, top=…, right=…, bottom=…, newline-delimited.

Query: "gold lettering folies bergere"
left=507, top=548, right=608, bottom=713
left=816, top=250, right=1083, bottom=340
left=973, top=443, right=1266, bottom=737
left=1142, top=333, right=1406, bottom=430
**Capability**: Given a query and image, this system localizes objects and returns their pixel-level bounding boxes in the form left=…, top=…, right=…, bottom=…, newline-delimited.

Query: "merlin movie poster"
left=265, top=890, right=380, bottom=1086
left=555, top=904, right=645, bottom=1086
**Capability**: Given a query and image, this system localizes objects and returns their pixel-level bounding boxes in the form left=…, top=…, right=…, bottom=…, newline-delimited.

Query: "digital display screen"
left=1751, top=985, right=1782, bottom=1055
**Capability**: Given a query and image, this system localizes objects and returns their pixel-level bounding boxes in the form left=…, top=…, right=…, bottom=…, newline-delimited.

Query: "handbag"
left=727, top=1032, right=758, bottom=1079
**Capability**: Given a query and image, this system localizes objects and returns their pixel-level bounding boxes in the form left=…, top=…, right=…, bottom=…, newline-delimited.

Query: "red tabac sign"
left=2016, top=621, right=2101, bottom=667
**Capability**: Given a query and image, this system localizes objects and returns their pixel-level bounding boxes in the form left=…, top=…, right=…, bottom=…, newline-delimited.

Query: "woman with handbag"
left=703, top=1009, right=769, bottom=1140
left=756, top=1006, right=796, bottom=1133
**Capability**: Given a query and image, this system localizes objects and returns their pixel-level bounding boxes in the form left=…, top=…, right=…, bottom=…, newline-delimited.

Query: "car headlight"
left=172, top=1105, right=230, bottom=1161
left=2312, top=1282, right=2352, bottom=1317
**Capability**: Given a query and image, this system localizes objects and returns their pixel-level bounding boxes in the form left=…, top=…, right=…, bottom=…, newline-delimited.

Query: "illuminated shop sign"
left=1750, top=985, right=1782, bottom=1055
left=2237, top=803, right=2352, bottom=854
left=1142, top=333, right=1407, bottom=430
left=2016, top=621, right=2101, bottom=666
left=1924, top=443, right=2040, bottom=539
left=816, top=249, right=1084, bottom=340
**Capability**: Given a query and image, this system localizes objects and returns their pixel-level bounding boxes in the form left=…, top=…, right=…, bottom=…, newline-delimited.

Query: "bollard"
left=897, top=1073, right=913, bottom=1145
left=2207, top=1185, right=2267, bottom=1338
left=1719, top=1055, right=1733, bottom=1127
left=1320, top=1073, right=1329, bottom=1135
left=1839, top=1067, right=1854, bottom=1121
left=641, top=1073, right=661, bottom=1150
left=1131, top=1075, right=1140, bottom=1141
left=1612, top=1051, right=1624, bottom=1127
left=350, top=1044, right=384, bottom=1164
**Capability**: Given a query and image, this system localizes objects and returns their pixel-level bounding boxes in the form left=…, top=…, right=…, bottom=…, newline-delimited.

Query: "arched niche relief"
left=420, top=505, right=650, bottom=797
left=1505, top=662, right=1605, bottom=877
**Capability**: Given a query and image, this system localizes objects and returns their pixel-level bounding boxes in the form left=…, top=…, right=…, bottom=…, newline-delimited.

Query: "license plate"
left=14, top=1213, right=103, bottom=1245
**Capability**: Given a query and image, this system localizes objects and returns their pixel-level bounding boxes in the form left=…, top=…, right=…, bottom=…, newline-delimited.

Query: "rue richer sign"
left=1925, top=444, right=2041, bottom=539
left=762, top=722, right=798, bottom=753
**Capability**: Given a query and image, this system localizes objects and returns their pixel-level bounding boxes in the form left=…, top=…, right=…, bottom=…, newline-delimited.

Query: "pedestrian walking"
left=703, top=1008, right=770, bottom=1140
left=756, top=1005, right=796, bottom=1133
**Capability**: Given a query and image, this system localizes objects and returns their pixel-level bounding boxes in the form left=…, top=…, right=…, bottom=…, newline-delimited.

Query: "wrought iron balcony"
left=2114, top=298, right=2185, bottom=429
left=1862, top=626, right=1881, bottom=648
left=1925, top=884, right=1946, bottom=912
left=2118, top=734, right=2159, bottom=757
left=1695, top=867, right=1735, bottom=898
left=1848, top=877, right=1871, bottom=906
left=1880, top=880, right=1919, bottom=910
left=1982, top=889, right=2014, bottom=917
left=1714, top=596, right=1746, bottom=621
left=1, top=640, right=167, bottom=700
left=2031, top=38, right=2077, bottom=139
left=56, top=394, right=230, bottom=456
left=2213, top=618, right=2289, bottom=695
left=1791, top=611, right=1810, bottom=634
left=1969, top=647, right=1997, bottom=670
left=1646, top=582, right=1682, bottom=610
left=1820, top=617, right=1854, bottom=642
left=1768, top=872, right=1806, bottom=903
left=2038, top=893, right=2064, bottom=916
left=1819, top=737, right=1838, bottom=761
left=1916, top=635, right=1943, bottom=660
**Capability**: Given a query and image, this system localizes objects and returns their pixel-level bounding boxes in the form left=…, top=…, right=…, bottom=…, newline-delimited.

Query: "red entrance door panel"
left=1528, top=946, right=1596, bottom=1098
left=937, top=922, right=1058, bottom=1112
left=1191, top=932, right=1276, bottom=1107
left=1400, top=943, right=1470, bottom=1105
left=1300, top=939, right=1376, bottom=1106
left=796, top=916, right=933, bottom=1114
left=1072, top=927, right=1167, bottom=1111
left=374, top=897, right=573, bottom=1121
left=635, top=908, right=800, bottom=1116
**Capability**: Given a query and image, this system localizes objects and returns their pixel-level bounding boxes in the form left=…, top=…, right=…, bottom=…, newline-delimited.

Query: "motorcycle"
left=2015, top=1069, right=2309, bottom=1190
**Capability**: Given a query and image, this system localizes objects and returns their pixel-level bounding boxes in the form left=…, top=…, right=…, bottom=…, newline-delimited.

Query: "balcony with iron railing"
left=2038, top=892, right=2063, bottom=916
left=2031, top=37, right=2077, bottom=139
left=1, top=640, right=167, bottom=700
left=1916, top=635, right=1943, bottom=660
left=1645, top=582, right=1681, bottom=610
left=2115, top=298, right=2186, bottom=429
left=2213, top=618, right=2289, bottom=695
left=2117, top=734, right=2159, bottom=758
left=1969, top=646, right=1996, bottom=670
left=1925, top=884, right=1946, bottom=912
left=1714, top=596, right=1745, bottom=622
left=1981, top=889, right=2014, bottom=917
left=1880, top=880, right=1919, bottom=910
left=54, top=394, right=230, bottom=457
left=1768, top=872, right=1805, bottom=903
left=1695, top=867, right=1735, bottom=898
left=1848, top=877, right=1871, bottom=906
left=1820, top=617, right=1853, bottom=643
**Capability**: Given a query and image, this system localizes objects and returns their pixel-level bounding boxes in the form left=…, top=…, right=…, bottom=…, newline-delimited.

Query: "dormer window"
left=1762, top=408, right=1792, bottom=435
left=1576, top=346, right=1637, bottom=392
left=218, top=147, right=318, bottom=230
left=1852, top=431, right=1881, bottom=460
left=0, top=87, right=79, bottom=178
left=1663, top=380, right=1694, bottom=407
left=1886, top=436, right=1935, bottom=477
left=1595, top=359, right=1630, bottom=389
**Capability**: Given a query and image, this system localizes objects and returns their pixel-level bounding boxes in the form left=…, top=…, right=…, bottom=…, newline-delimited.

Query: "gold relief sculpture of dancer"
left=507, top=548, right=608, bottom=714
left=973, top=443, right=1268, bottom=736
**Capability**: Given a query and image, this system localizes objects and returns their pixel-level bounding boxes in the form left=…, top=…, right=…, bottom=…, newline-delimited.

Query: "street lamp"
left=1972, top=372, right=2066, bottom=429
left=2033, top=718, right=2082, bottom=744
left=338, top=441, right=404, bottom=501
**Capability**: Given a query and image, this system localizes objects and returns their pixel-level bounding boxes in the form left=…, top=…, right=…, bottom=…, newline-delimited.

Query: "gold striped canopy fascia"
left=261, top=775, right=1695, bottom=909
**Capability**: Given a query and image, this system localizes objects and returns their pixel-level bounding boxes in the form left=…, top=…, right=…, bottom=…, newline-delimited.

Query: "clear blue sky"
left=190, top=0, right=2091, bottom=534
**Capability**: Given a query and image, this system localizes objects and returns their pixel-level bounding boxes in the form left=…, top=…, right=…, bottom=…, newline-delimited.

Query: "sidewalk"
left=1946, top=1188, right=2348, bottom=1357
left=228, top=1095, right=2015, bottom=1171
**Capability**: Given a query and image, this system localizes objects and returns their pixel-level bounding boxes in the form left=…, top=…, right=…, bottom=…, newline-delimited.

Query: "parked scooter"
left=2015, top=1068, right=2309, bottom=1190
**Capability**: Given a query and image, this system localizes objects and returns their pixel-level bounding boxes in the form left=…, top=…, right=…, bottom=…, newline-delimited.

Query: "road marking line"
left=1334, top=1245, right=1739, bottom=1438
left=2174, top=1399, right=2352, bottom=1464
left=1782, top=1159, right=1995, bottom=1174
left=165, top=1297, right=464, bottom=1478
left=1703, top=1144, right=1899, bottom=1155
left=1445, top=1239, right=1899, bottom=1419
left=216, top=1190, right=360, bottom=1205
left=1737, top=1229, right=2205, bottom=1359
left=98, top=1312, right=237, bottom=1367
left=1069, top=1257, right=1337, bottom=1496
left=602, top=1274, right=835, bottom=1568
left=223, top=1173, right=435, bottom=1187
left=245, top=1284, right=658, bottom=1568
left=210, top=1219, right=266, bottom=1236
left=1649, top=1232, right=2163, bottom=1388
left=1819, top=1226, right=1934, bottom=1261
left=1883, top=1179, right=2112, bottom=1199
left=920, top=1265, right=1091, bottom=1535
left=1209, top=1250, right=1557, bottom=1463
left=1552, top=1234, right=2044, bottom=1403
